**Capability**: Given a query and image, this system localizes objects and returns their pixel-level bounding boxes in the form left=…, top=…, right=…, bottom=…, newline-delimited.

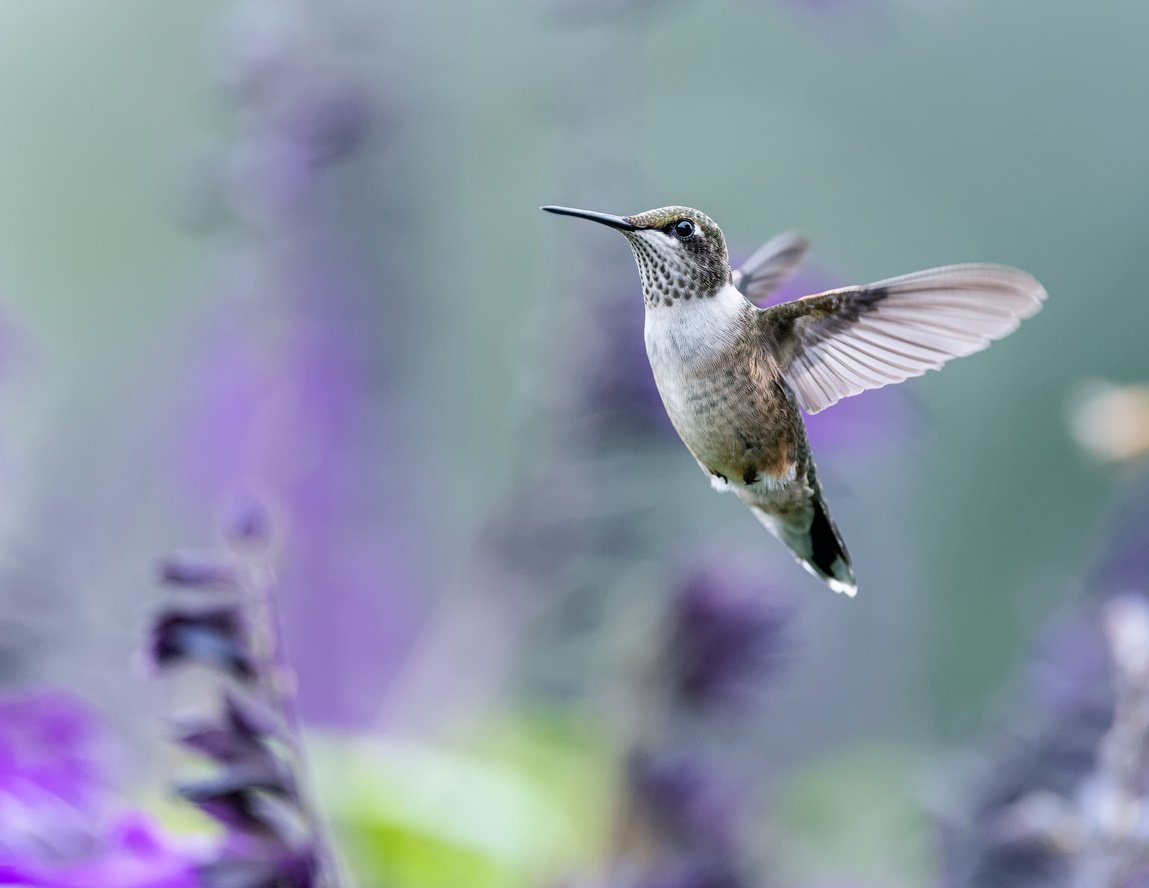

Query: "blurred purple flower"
left=160, top=554, right=241, bottom=591
left=1027, top=617, right=1112, bottom=714
left=151, top=608, right=255, bottom=681
left=177, top=692, right=276, bottom=767
left=151, top=508, right=343, bottom=887
left=1090, top=475, right=1149, bottom=596
left=633, top=856, right=746, bottom=888
left=666, top=562, right=789, bottom=713
left=594, top=560, right=793, bottom=888
left=1124, top=867, right=1149, bottom=888
left=0, top=691, right=199, bottom=888
left=175, top=7, right=422, bottom=728
left=629, top=751, right=745, bottom=854
left=0, top=815, right=198, bottom=888
left=941, top=480, right=1149, bottom=887
left=940, top=691, right=1109, bottom=888
left=199, top=845, right=317, bottom=888
left=0, top=691, right=103, bottom=814
left=573, top=273, right=675, bottom=441
left=227, top=75, right=370, bottom=225
left=940, top=600, right=1115, bottom=888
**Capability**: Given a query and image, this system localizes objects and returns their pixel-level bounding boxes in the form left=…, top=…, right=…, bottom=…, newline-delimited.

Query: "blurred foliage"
left=776, top=747, right=932, bottom=888
left=311, top=712, right=614, bottom=888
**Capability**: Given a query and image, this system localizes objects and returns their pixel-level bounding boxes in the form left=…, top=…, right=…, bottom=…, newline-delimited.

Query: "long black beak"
left=540, top=205, right=637, bottom=232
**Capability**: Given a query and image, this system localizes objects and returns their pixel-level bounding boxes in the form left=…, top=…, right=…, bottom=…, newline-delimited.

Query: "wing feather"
left=760, top=263, right=1046, bottom=414
left=732, top=231, right=809, bottom=302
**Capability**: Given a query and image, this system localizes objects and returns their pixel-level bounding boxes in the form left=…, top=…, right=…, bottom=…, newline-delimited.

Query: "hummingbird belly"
left=643, top=285, right=810, bottom=507
left=652, top=355, right=807, bottom=496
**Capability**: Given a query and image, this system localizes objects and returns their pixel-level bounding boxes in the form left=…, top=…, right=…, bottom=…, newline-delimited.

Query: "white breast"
left=642, top=282, right=751, bottom=451
left=644, top=282, right=749, bottom=377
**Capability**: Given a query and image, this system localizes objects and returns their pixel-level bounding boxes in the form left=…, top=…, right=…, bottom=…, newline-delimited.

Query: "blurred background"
left=0, top=1, right=1147, bottom=886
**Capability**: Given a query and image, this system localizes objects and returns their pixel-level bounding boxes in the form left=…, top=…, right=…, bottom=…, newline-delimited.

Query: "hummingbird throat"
left=626, top=232, right=730, bottom=308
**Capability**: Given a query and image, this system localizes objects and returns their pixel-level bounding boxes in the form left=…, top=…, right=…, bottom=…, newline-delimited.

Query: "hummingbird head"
left=542, top=205, right=731, bottom=307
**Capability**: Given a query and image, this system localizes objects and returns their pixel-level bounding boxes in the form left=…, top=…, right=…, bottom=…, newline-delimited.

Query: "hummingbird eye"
left=672, top=219, right=696, bottom=239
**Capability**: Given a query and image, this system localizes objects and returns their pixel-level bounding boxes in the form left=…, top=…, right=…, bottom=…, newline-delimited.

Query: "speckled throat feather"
left=622, top=207, right=731, bottom=307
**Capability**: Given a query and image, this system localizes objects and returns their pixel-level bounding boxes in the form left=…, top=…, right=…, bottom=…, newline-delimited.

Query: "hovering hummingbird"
left=542, top=204, right=1046, bottom=596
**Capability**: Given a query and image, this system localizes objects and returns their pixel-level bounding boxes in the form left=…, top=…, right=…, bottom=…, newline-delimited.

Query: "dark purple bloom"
left=179, top=754, right=296, bottom=805
left=199, top=846, right=318, bottom=888
left=940, top=612, right=1113, bottom=888
left=1090, top=475, right=1149, bottom=597
left=177, top=692, right=277, bottom=766
left=1028, top=617, right=1112, bottom=713
left=629, top=751, right=744, bottom=854
left=222, top=497, right=273, bottom=548
left=276, top=78, right=371, bottom=168
left=666, top=563, right=789, bottom=712
left=160, top=554, right=241, bottom=590
left=940, top=483, right=1149, bottom=887
left=153, top=511, right=344, bottom=887
left=573, top=268, right=676, bottom=440
left=151, top=607, right=255, bottom=680
left=633, top=856, right=747, bottom=888
left=597, top=562, right=792, bottom=888
left=180, top=778, right=292, bottom=836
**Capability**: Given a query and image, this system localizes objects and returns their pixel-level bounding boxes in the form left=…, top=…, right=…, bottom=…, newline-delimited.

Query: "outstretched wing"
left=732, top=231, right=809, bottom=303
left=758, top=264, right=1046, bottom=414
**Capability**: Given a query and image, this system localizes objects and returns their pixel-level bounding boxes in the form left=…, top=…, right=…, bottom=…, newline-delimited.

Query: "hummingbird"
left=542, top=204, right=1046, bottom=596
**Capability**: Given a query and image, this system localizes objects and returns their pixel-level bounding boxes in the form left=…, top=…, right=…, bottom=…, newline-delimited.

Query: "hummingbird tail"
left=752, top=496, right=857, bottom=596
left=804, top=496, right=857, bottom=596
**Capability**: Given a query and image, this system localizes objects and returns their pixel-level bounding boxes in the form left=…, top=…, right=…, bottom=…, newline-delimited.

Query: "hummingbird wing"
left=731, top=232, right=809, bottom=302
left=758, top=264, right=1046, bottom=414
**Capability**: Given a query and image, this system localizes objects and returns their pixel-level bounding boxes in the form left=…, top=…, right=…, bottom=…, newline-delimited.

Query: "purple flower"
left=633, top=856, right=747, bottom=888
left=0, top=691, right=103, bottom=816
left=151, top=510, right=344, bottom=887
left=940, top=483, right=1149, bottom=887
left=160, top=554, right=241, bottom=590
left=0, top=691, right=199, bottom=888
left=227, top=77, right=370, bottom=225
left=0, top=814, right=198, bottom=888
left=629, top=751, right=744, bottom=854
left=595, top=560, right=793, bottom=888
left=1028, top=618, right=1112, bottom=714
left=151, top=607, right=255, bottom=681
left=198, top=846, right=317, bottom=888
left=174, top=8, right=422, bottom=729
left=180, top=776, right=293, bottom=835
left=1090, top=476, right=1149, bottom=597
left=665, top=563, right=789, bottom=713
left=573, top=266, right=676, bottom=441
left=940, top=608, right=1114, bottom=888
left=177, top=692, right=276, bottom=766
